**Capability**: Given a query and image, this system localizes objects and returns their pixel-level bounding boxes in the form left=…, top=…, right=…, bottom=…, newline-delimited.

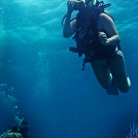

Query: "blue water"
left=0, top=0, right=138, bottom=137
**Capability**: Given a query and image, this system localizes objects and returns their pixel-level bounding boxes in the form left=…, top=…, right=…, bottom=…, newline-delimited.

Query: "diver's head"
left=20, top=121, right=30, bottom=132
left=85, top=0, right=97, bottom=5
left=71, top=0, right=86, bottom=11
left=85, top=0, right=101, bottom=11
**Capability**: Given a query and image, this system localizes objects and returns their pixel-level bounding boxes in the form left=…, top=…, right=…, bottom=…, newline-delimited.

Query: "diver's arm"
left=63, top=13, right=76, bottom=38
left=63, top=1, right=76, bottom=38
left=99, top=13, right=120, bottom=46
left=0, top=130, right=12, bottom=138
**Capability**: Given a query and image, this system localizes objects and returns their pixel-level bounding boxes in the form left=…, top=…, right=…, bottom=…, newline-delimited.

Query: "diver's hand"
left=67, top=0, right=74, bottom=14
left=99, top=31, right=108, bottom=45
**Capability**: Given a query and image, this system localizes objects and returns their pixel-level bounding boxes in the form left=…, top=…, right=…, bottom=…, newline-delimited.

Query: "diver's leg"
left=109, top=50, right=131, bottom=93
left=90, top=61, right=112, bottom=89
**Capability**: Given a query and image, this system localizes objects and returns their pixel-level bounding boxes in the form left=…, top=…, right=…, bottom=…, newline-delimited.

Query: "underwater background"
left=0, top=0, right=138, bottom=137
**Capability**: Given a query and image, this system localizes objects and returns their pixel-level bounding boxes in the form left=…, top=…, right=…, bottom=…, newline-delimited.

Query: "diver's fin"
left=106, top=79, right=119, bottom=95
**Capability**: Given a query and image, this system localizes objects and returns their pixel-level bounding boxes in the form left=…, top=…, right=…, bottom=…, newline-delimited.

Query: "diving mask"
left=71, top=0, right=86, bottom=11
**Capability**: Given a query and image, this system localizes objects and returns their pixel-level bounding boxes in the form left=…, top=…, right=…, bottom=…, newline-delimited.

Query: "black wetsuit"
left=74, top=10, right=117, bottom=61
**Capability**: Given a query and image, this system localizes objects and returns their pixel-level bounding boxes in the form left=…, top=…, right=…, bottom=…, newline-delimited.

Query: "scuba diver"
left=62, top=0, right=131, bottom=95
left=0, top=120, right=30, bottom=138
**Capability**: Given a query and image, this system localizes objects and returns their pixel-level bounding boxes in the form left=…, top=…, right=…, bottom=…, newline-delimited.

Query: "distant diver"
left=0, top=119, right=30, bottom=138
